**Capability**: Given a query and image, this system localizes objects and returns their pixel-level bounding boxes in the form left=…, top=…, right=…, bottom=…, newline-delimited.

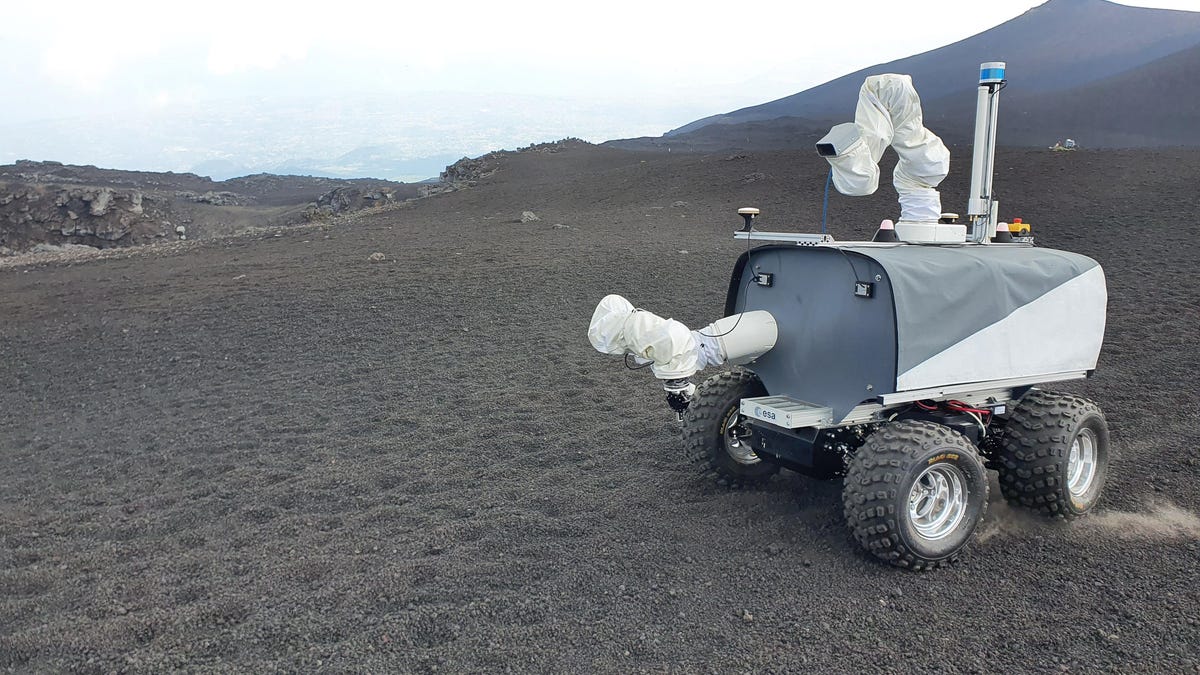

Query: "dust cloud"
left=979, top=497, right=1200, bottom=543
left=1083, top=502, right=1200, bottom=540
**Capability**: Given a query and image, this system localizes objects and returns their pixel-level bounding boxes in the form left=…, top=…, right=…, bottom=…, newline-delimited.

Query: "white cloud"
left=35, top=8, right=166, bottom=91
left=206, top=32, right=310, bottom=76
left=2, top=0, right=1197, bottom=123
left=14, top=0, right=1198, bottom=97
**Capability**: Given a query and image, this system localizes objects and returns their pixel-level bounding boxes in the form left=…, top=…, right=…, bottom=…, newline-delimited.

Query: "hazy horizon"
left=2, top=0, right=1195, bottom=181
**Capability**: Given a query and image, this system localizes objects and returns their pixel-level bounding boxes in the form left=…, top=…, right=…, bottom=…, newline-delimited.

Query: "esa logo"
left=753, top=406, right=776, bottom=420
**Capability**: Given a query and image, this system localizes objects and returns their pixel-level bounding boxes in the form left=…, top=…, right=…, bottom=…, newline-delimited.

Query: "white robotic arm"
left=587, top=294, right=778, bottom=381
left=816, top=74, right=950, bottom=224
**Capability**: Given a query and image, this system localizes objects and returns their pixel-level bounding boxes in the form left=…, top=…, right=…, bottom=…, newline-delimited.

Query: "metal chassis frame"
left=741, top=370, right=1089, bottom=433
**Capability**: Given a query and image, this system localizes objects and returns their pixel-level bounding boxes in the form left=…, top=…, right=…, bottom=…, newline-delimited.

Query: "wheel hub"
left=722, top=413, right=761, bottom=465
left=1067, top=428, right=1098, bottom=498
left=907, top=464, right=968, bottom=541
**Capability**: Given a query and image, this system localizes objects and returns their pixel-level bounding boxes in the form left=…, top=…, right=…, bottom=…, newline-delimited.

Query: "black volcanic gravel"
left=2, top=145, right=1199, bottom=672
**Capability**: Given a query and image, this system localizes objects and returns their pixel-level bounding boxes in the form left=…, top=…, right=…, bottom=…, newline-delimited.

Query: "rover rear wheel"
left=997, top=390, right=1109, bottom=518
left=843, top=420, right=989, bottom=570
left=681, top=369, right=779, bottom=489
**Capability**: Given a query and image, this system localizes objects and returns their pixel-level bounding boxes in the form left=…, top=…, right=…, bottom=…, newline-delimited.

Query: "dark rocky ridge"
left=0, top=142, right=595, bottom=255
left=0, top=160, right=422, bottom=253
left=609, top=0, right=1200, bottom=151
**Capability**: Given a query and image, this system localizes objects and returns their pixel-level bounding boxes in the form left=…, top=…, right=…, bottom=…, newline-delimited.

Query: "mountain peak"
left=613, top=0, right=1200, bottom=150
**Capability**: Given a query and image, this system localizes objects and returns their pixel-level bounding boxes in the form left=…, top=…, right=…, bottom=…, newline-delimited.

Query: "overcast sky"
left=0, top=0, right=1196, bottom=176
left=3, top=0, right=1194, bottom=126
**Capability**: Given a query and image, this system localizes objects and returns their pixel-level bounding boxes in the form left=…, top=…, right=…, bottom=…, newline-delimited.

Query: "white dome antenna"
left=737, top=207, right=760, bottom=232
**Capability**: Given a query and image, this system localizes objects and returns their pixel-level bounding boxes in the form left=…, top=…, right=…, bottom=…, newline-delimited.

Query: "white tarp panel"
left=896, top=266, right=1107, bottom=390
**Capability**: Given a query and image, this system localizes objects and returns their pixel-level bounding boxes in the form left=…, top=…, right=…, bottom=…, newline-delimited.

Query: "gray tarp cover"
left=842, top=245, right=1100, bottom=375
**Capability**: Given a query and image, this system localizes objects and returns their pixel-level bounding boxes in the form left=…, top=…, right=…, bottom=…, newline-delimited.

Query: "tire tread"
left=842, top=420, right=988, bottom=571
left=996, top=389, right=1107, bottom=519
left=680, top=369, right=778, bottom=489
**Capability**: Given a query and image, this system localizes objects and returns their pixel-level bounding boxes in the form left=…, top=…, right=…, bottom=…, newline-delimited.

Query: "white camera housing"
left=816, top=123, right=863, bottom=157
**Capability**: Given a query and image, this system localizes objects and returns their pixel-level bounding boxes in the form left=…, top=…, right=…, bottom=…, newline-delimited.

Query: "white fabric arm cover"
left=588, top=295, right=778, bottom=380
left=820, top=123, right=880, bottom=196
left=587, top=294, right=701, bottom=379
left=821, top=74, right=950, bottom=223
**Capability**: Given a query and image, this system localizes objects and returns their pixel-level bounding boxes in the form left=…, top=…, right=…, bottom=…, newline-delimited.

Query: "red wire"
left=916, top=399, right=994, bottom=421
left=946, top=400, right=993, bottom=416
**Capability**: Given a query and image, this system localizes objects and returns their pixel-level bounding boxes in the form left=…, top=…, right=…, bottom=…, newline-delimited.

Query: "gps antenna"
left=737, top=207, right=759, bottom=232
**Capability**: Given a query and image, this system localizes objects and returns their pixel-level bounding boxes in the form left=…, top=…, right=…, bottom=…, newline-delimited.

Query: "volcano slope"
left=2, top=143, right=1199, bottom=672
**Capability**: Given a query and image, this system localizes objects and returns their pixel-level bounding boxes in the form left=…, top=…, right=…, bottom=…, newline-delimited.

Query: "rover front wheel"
left=843, top=420, right=989, bottom=570
left=681, top=369, right=779, bottom=489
